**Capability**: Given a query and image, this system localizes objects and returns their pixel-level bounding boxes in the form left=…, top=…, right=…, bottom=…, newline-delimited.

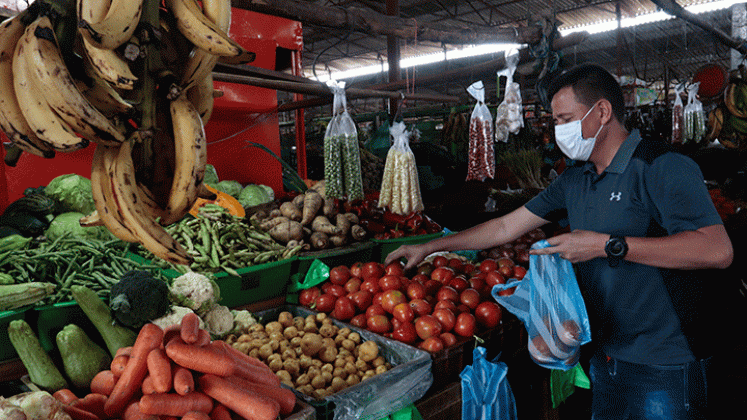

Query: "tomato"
left=440, top=332, right=458, bottom=347
left=453, top=312, right=476, bottom=337
left=474, top=301, right=502, bottom=328
left=360, top=279, right=381, bottom=294
left=455, top=303, right=471, bottom=314
left=432, top=255, right=448, bottom=267
left=381, top=290, right=407, bottom=313
left=498, top=265, right=514, bottom=279
left=434, top=299, right=457, bottom=313
left=436, top=286, right=459, bottom=302
left=459, top=288, right=481, bottom=310
left=513, top=266, right=527, bottom=280
left=447, top=258, right=465, bottom=273
left=418, top=336, right=445, bottom=352
left=485, top=271, right=506, bottom=288
left=479, top=259, right=498, bottom=273
left=367, top=314, right=392, bottom=334
left=416, top=262, right=434, bottom=277
left=391, top=322, right=418, bottom=344
left=315, top=294, right=336, bottom=313
left=350, top=262, right=363, bottom=278
left=415, top=315, right=443, bottom=340
left=326, top=284, right=346, bottom=299
left=392, top=302, right=415, bottom=324
left=366, top=304, right=386, bottom=318
left=409, top=299, right=432, bottom=317
left=462, top=263, right=476, bottom=275
left=350, top=314, right=367, bottom=328
left=299, top=286, right=320, bottom=307
left=497, top=257, right=515, bottom=269
left=378, top=275, right=403, bottom=292
left=468, top=275, right=485, bottom=292
left=329, top=265, right=351, bottom=285
left=423, top=279, right=441, bottom=296
left=385, top=261, right=405, bottom=277
left=431, top=267, right=455, bottom=283
left=515, top=249, right=530, bottom=265
left=448, top=276, right=469, bottom=293
left=411, top=274, right=429, bottom=284
left=498, top=285, right=517, bottom=297
left=372, top=292, right=384, bottom=307
left=406, top=283, right=426, bottom=300
left=362, top=262, right=385, bottom=281
left=432, top=308, right=456, bottom=332
left=344, top=277, right=362, bottom=294
left=349, top=290, right=373, bottom=312
left=334, top=296, right=356, bottom=321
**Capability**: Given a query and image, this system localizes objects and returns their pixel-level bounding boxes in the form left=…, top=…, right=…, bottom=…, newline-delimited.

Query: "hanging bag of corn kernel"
left=378, top=121, right=425, bottom=215
left=466, top=81, right=495, bottom=181
left=324, top=80, right=365, bottom=201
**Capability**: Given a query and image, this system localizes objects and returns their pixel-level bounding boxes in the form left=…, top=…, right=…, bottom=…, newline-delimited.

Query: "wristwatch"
left=604, top=236, right=628, bottom=267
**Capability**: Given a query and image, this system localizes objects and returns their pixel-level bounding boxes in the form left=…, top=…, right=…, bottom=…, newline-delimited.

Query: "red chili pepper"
left=374, top=232, right=392, bottom=240
left=405, top=212, right=424, bottom=232
left=390, top=228, right=406, bottom=239
left=422, top=214, right=442, bottom=233
left=360, top=219, right=388, bottom=234
left=382, top=211, right=409, bottom=228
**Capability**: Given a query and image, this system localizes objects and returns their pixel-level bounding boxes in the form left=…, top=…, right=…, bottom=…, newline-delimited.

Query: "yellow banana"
left=78, top=0, right=143, bottom=50
left=77, top=0, right=111, bottom=23
left=23, top=16, right=125, bottom=146
left=186, top=73, right=215, bottom=125
left=0, top=11, right=55, bottom=158
left=13, top=23, right=88, bottom=152
left=73, top=71, right=133, bottom=117
left=81, top=37, right=137, bottom=90
left=161, top=94, right=208, bottom=225
left=179, top=0, right=231, bottom=89
left=90, top=144, right=138, bottom=242
left=79, top=210, right=105, bottom=227
left=111, top=136, right=191, bottom=265
left=164, top=0, right=254, bottom=62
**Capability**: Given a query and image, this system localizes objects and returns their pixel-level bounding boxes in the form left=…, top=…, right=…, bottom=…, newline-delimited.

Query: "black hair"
left=547, top=63, right=626, bottom=124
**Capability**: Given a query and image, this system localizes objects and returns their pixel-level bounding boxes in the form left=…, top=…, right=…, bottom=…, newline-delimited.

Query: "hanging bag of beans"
left=378, top=121, right=425, bottom=215
left=466, top=80, right=495, bottom=181
left=495, top=51, right=524, bottom=143
left=324, top=80, right=364, bottom=200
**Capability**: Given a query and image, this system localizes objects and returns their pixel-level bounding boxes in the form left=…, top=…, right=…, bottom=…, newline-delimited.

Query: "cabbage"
left=44, top=174, right=96, bottom=214
left=215, top=180, right=243, bottom=198
left=238, top=184, right=271, bottom=207
left=259, top=184, right=275, bottom=200
left=204, top=164, right=220, bottom=185
left=45, top=212, right=113, bottom=241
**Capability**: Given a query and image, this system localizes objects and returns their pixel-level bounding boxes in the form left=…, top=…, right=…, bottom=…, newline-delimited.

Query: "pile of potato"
left=250, top=189, right=367, bottom=250
left=225, top=311, right=391, bottom=400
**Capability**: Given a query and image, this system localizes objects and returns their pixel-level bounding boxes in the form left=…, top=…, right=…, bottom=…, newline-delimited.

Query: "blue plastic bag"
left=460, top=347, right=517, bottom=420
left=492, top=240, right=591, bottom=370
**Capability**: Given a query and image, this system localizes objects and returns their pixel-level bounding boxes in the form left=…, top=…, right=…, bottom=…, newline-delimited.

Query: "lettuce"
left=44, top=174, right=96, bottom=214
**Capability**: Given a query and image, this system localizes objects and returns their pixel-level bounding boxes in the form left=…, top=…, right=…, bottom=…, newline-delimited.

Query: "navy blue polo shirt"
left=525, top=130, right=723, bottom=365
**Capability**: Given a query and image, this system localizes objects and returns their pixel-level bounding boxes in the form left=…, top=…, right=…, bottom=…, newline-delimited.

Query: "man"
left=386, top=63, right=734, bottom=419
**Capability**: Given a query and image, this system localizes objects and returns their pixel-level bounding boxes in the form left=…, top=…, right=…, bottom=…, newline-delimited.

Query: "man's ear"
left=598, top=99, right=614, bottom=125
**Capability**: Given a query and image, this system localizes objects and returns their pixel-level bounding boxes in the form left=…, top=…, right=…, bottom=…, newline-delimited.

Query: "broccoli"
left=109, top=270, right=170, bottom=329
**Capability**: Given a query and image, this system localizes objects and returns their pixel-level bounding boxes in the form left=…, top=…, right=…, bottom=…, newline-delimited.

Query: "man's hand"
left=384, top=244, right=431, bottom=270
left=529, top=230, right=608, bottom=263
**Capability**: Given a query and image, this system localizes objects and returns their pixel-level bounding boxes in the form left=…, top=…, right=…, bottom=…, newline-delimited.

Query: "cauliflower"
left=169, top=272, right=221, bottom=316
left=203, top=305, right=234, bottom=338
left=150, top=306, right=205, bottom=330
left=231, top=309, right=258, bottom=334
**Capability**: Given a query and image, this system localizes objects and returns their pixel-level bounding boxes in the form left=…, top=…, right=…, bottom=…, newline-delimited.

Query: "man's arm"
left=385, top=206, right=549, bottom=269
left=531, top=224, right=733, bottom=270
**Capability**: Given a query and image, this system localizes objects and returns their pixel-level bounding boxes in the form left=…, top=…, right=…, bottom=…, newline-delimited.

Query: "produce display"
left=225, top=310, right=391, bottom=401
left=346, top=197, right=442, bottom=240
left=377, top=122, right=425, bottom=216
left=0, top=0, right=256, bottom=266
left=297, top=256, right=522, bottom=353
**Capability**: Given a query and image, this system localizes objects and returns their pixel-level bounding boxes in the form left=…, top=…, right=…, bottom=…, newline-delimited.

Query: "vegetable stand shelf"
left=293, top=240, right=376, bottom=277
left=372, top=231, right=444, bottom=264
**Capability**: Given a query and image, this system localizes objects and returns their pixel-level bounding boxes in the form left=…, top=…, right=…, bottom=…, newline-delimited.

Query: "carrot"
left=210, top=341, right=279, bottom=387
left=90, top=370, right=116, bottom=396
left=122, top=401, right=158, bottom=420
left=138, top=391, right=214, bottom=417
left=141, top=375, right=156, bottom=395
left=209, top=404, right=233, bottom=420
left=224, top=375, right=296, bottom=416
left=173, top=366, right=195, bottom=395
left=198, top=374, right=280, bottom=420
left=111, top=354, right=130, bottom=378
left=162, top=324, right=181, bottom=347
left=146, top=348, right=172, bottom=393
left=104, top=323, right=164, bottom=418
left=115, top=346, right=133, bottom=358
left=53, top=388, right=79, bottom=405
left=195, top=328, right=211, bottom=346
left=165, top=340, right=234, bottom=376
left=72, top=393, right=107, bottom=419
left=182, top=411, right=211, bottom=420
left=62, top=404, right=101, bottom=420
left=215, top=340, right=276, bottom=378
left=180, top=312, right=201, bottom=344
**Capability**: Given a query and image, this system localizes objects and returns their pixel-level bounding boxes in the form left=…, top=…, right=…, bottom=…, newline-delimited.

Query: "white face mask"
left=554, top=103, right=605, bottom=161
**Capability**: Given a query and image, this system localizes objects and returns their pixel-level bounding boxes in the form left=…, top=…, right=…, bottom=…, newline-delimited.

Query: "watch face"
left=610, top=241, right=625, bottom=255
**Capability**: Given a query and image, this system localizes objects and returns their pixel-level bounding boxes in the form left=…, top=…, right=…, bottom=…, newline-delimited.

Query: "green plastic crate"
left=0, top=309, right=27, bottom=361
left=372, top=231, right=444, bottom=264
left=293, top=241, right=376, bottom=278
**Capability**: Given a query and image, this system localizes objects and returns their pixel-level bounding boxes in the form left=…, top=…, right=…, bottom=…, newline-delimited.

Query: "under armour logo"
left=610, top=192, right=622, bottom=201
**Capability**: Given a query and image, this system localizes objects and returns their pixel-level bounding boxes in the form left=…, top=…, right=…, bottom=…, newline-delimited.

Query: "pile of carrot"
left=51, top=313, right=297, bottom=420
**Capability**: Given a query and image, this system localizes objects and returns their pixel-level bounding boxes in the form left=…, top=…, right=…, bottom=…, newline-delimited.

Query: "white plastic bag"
left=671, top=83, right=685, bottom=144
left=684, top=82, right=706, bottom=143
left=324, top=80, right=364, bottom=200
left=495, top=51, right=524, bottom=143
left=378, top=122, right=424, bottom=215
left=466, top=81, right=495, bottom=181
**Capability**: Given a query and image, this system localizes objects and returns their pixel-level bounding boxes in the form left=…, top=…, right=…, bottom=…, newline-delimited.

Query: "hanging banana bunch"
left=0, top=0, right=255, bottom=265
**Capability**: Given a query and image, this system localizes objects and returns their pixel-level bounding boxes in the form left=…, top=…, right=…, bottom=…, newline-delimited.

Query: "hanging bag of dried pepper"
left=671, top=83, right=685, bottom=144
left=378, top=121, right=425, bottom=215
left=466, top=80, right=495, bottom=181
left=324, top=80, right=364, bottom=200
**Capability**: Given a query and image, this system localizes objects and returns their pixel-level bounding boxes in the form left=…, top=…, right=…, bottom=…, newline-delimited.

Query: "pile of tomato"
left=298, top=256, right=526, bottom=353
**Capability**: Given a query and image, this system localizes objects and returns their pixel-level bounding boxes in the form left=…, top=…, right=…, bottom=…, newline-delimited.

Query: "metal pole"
left=291, top=49, right=307, bottom=180
left=387, top=0, right=401, bottom=121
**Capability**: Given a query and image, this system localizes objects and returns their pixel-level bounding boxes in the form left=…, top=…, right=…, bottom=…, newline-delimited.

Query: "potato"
left=337, top=327, right=351, bottom=338
left=277, top=370, right=293, bottom=385
left=319, top=346, right=338, bottom=363
left=341, top=339, right=356, bottom=352
left=258, top=343, right=274, bottom=359
left=296, top=373, right=310, bottom=386
left=358, top=341, right=378, bottom=362
left=321, top=371, right=333, bottom=384
left=331, top=376, right=347, bottom=392
left=300, top=333, right=323, bottom=356
left=319, top=323, right=337, bottom=338
left=283, top=359, right=301, bottom=376
left=281, top=348, right=296, bottom=361
left=346, top=374, right=360, bottom=387
left=278, top=311, right=294, bottom=328
left=333, top=366, right=346, bottom=378
left=375, top=365, right=388, bottom=375
left=348, top=332, right=361, bottom=344
left=283, top=326, right=299, bottom=340
left=311, top=374, right=326, bottom=389
left=268, top=358, right=283, bottom=372
left=371, top=356, right=386, bottom=368
left=299, top=355, right=313, bottom=370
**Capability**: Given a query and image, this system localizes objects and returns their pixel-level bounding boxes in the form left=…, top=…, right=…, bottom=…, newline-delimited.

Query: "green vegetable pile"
left=0, top=234, right=166, bottom=305
left=135, top=204, right=303, bottom=275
